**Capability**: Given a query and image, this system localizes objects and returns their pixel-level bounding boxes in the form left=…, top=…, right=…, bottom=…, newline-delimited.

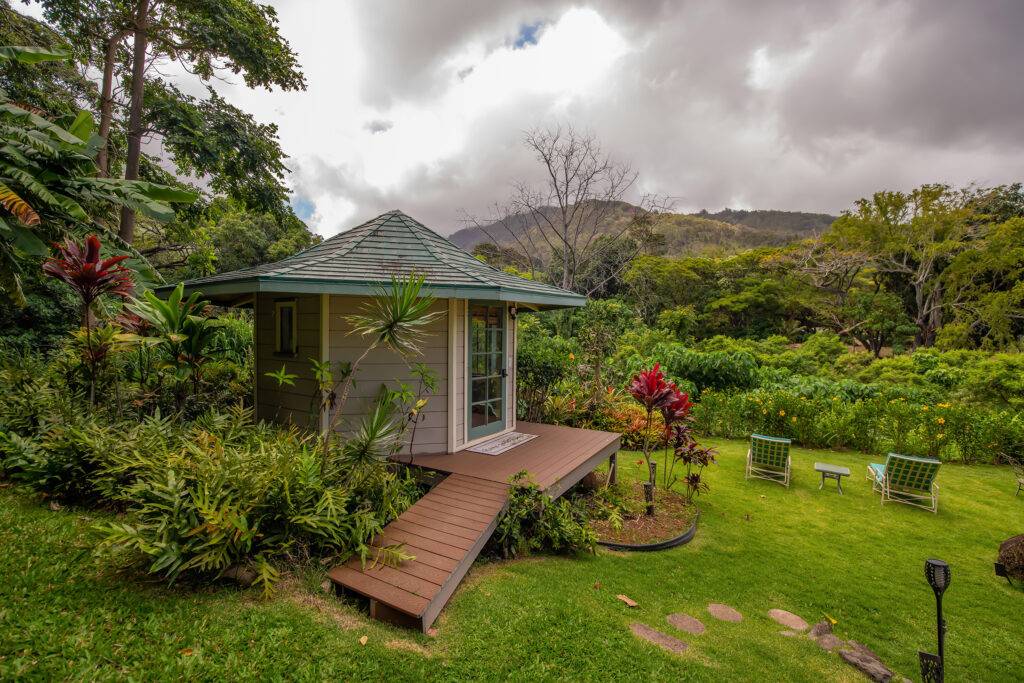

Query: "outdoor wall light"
left=509, top=306, right=518, bottom=320
left=920, top=558, right=951, bottom=683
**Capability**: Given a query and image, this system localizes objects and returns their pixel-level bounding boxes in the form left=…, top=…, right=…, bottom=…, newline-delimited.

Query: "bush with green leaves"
left=693, top=388, right=1024, bottom=464
left=488, top=471, right=596, bottom=559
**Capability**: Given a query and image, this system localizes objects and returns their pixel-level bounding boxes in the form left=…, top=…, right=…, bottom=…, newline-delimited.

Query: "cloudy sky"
left=26, top=0, right=1024, bottom=236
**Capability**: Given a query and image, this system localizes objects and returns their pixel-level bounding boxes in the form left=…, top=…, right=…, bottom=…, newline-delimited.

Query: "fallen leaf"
left=179, top=648, right=194, bottom=656
left=359, top=635, right=368, bottom=646
left=825, top=613, right=837, bottom=625
left=617, top=594, right=638, bottom=608
left=426, top=628, right=438, bottom=638
left=320, top=579, right=332, bottom=594
left=593, top=581, right=602, bottom=590
left=49, top=501, right=62, bottom=511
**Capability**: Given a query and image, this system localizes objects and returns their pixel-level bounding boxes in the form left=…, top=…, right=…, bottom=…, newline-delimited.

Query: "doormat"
left=467, top=432, right=538, bottom=455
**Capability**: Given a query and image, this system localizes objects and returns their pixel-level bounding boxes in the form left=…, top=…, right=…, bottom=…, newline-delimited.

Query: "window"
left=275, top=300, right=297, bottom=355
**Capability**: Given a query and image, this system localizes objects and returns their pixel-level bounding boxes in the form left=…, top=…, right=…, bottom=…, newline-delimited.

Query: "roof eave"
left=159, top=277, right=587, bottom=309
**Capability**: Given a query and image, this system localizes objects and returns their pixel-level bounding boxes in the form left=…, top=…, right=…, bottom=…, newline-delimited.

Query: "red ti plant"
left=628, top=363, right=692, bottom=514
left=43, top=235, right=134, bottom=402
left=43, top=234, right=133, bottom=327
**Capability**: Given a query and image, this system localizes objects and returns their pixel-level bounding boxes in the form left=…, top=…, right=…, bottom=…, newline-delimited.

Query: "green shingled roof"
left=163, top=210, right=586, bottom=308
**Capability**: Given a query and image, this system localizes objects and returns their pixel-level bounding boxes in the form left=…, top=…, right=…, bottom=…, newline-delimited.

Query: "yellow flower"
left=791, top=416, right=797, bottom=423
left=937, top=402, right=951, bottom=408
left=937, top=433, right=945, bottom=440
left=922, top=406, right=929, bottom=411
left=779, top=410, right=786, bottom=416
left=762, top=409, right=767, bottom=415
left=937, top=417, right=945, bottom=425
left=568, top=352, right=575, bottom=361
left=832, top=396, right=839, bottom=401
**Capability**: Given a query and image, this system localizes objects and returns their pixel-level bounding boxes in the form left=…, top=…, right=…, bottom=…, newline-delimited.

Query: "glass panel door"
left=467, top=302, right=506, bottom=440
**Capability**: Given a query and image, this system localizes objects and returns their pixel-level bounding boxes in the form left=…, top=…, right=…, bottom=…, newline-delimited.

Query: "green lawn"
left=2, top=439, right=1022, bottom=681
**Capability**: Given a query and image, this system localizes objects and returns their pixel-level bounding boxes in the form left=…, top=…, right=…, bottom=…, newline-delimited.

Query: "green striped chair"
left=867, top=453, right=941, bottom=513
left=745, top=434, right=792, bottom=487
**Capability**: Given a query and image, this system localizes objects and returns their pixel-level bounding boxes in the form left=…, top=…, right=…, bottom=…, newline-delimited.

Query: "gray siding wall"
left=329, top=296, right=449, bottom=455
left=255, top=293, right=321, bottom=429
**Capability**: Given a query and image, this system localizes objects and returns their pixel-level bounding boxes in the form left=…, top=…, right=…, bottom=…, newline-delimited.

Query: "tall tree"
left=0, top=45, right=195, bottom=299
left=826, top=185, right=977, bottom=348
left=38, top=0, right=306, bottom=242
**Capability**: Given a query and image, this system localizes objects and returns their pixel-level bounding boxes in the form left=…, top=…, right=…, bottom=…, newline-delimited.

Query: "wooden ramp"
left=328, top=473, right=509, bottom=632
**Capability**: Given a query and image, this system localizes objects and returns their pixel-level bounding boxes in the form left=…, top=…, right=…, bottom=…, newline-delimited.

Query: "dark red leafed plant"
left=628, top=363, right=711, bottom=515
left=628, top=362, right=675, bottom=412
left=43, top=235, right=134, bottom=403
left=43, top=234, right=133, bottom=327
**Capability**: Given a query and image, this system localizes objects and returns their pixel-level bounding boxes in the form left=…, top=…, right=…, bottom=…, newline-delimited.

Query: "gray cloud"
left=363, top=119, right=393, bottom=134
left=301, top=0, right=1024, bottom=233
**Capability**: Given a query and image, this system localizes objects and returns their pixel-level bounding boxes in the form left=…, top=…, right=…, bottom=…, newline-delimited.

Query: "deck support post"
left=608, top=452, right=617, bottom=485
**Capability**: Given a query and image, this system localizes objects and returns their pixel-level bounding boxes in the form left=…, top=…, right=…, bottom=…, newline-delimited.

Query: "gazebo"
left=168, top=209, right=620, bottom=631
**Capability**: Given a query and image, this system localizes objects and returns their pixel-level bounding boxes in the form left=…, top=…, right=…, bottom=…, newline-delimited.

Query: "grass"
left=2, top=439, right=1022, bottom=681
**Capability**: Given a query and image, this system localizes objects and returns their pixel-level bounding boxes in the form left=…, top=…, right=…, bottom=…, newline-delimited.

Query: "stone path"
left=666, top=613, right=705, bottom=635
left=707, top=603, right=742, bottom=622
left=629, top=623, right=688, bottom=654
left=768, top=608, right=808, bottom=631
left=625, top=601, right=903, bottom=680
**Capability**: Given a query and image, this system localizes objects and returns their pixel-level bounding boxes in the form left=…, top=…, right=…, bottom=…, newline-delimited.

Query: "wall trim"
left=447, top=298, right=457, bottom=453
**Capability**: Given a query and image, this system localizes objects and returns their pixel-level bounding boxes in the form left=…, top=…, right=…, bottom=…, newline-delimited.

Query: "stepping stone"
left=815, top=633, right=843, bottom=651
left=666, top=613, right=705, bottom=635
left=839, top=641, right=894, bottom=682
left=768, top=608, right=809, bottom=631
left=630, top=623, right=688, bottom=655
left=707, top=603, right=743, bottom=622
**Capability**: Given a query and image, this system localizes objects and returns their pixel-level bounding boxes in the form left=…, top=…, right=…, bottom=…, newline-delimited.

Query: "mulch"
left=590, top=483, right=697, bottom=545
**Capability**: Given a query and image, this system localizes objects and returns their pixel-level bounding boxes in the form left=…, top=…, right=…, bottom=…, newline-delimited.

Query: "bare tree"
left=460, top=201, right=545, bottom=279
left=465, top=125, right=668, bottom=293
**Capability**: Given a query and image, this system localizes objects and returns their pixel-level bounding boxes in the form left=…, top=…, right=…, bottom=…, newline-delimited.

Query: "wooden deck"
left=328, top=422, right=620, bottom=632
left=409, top=422, right=621, bottom=497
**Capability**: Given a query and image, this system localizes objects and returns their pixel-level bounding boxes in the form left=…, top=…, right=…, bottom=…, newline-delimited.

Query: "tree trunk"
left=96, top=32, right=126, bottom=177
left=561, top=228, right=571, bottom=290
left=118, top=0, right=151, bottom=244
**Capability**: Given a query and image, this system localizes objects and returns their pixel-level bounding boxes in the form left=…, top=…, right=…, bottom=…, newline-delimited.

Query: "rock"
left=630, top=623, right=688, bottom=654
left=666, top=613, right=705, bottom=635
left=839, top=641, right=894, bottom=682
left=998, top=534, right=1024, bottom=581
left=815, top=633, right=843, bottom=651
left=809, top=620, right=833, bottom=638
left=768, top=608, right=809, bottom=631
left=222, top=565, right=258, bottom=587
left=707, top=603, right=743, bottom=622
left=617, top=594, right=638, bottom=608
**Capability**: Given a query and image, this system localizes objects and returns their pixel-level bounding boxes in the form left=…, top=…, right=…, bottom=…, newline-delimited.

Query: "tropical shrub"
left=92, top=406, right=420, bottom=592
left=517, top=316, right=576, bottom=421
left=657, top=345, right=758, bottom=393
left=488, top=471, right=596, bottom=559
left=692, top=388, right=1024, bottom=463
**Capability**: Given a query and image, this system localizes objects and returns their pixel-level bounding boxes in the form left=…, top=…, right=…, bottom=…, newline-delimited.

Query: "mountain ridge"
left=447, top=202, right=836, bottom=257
